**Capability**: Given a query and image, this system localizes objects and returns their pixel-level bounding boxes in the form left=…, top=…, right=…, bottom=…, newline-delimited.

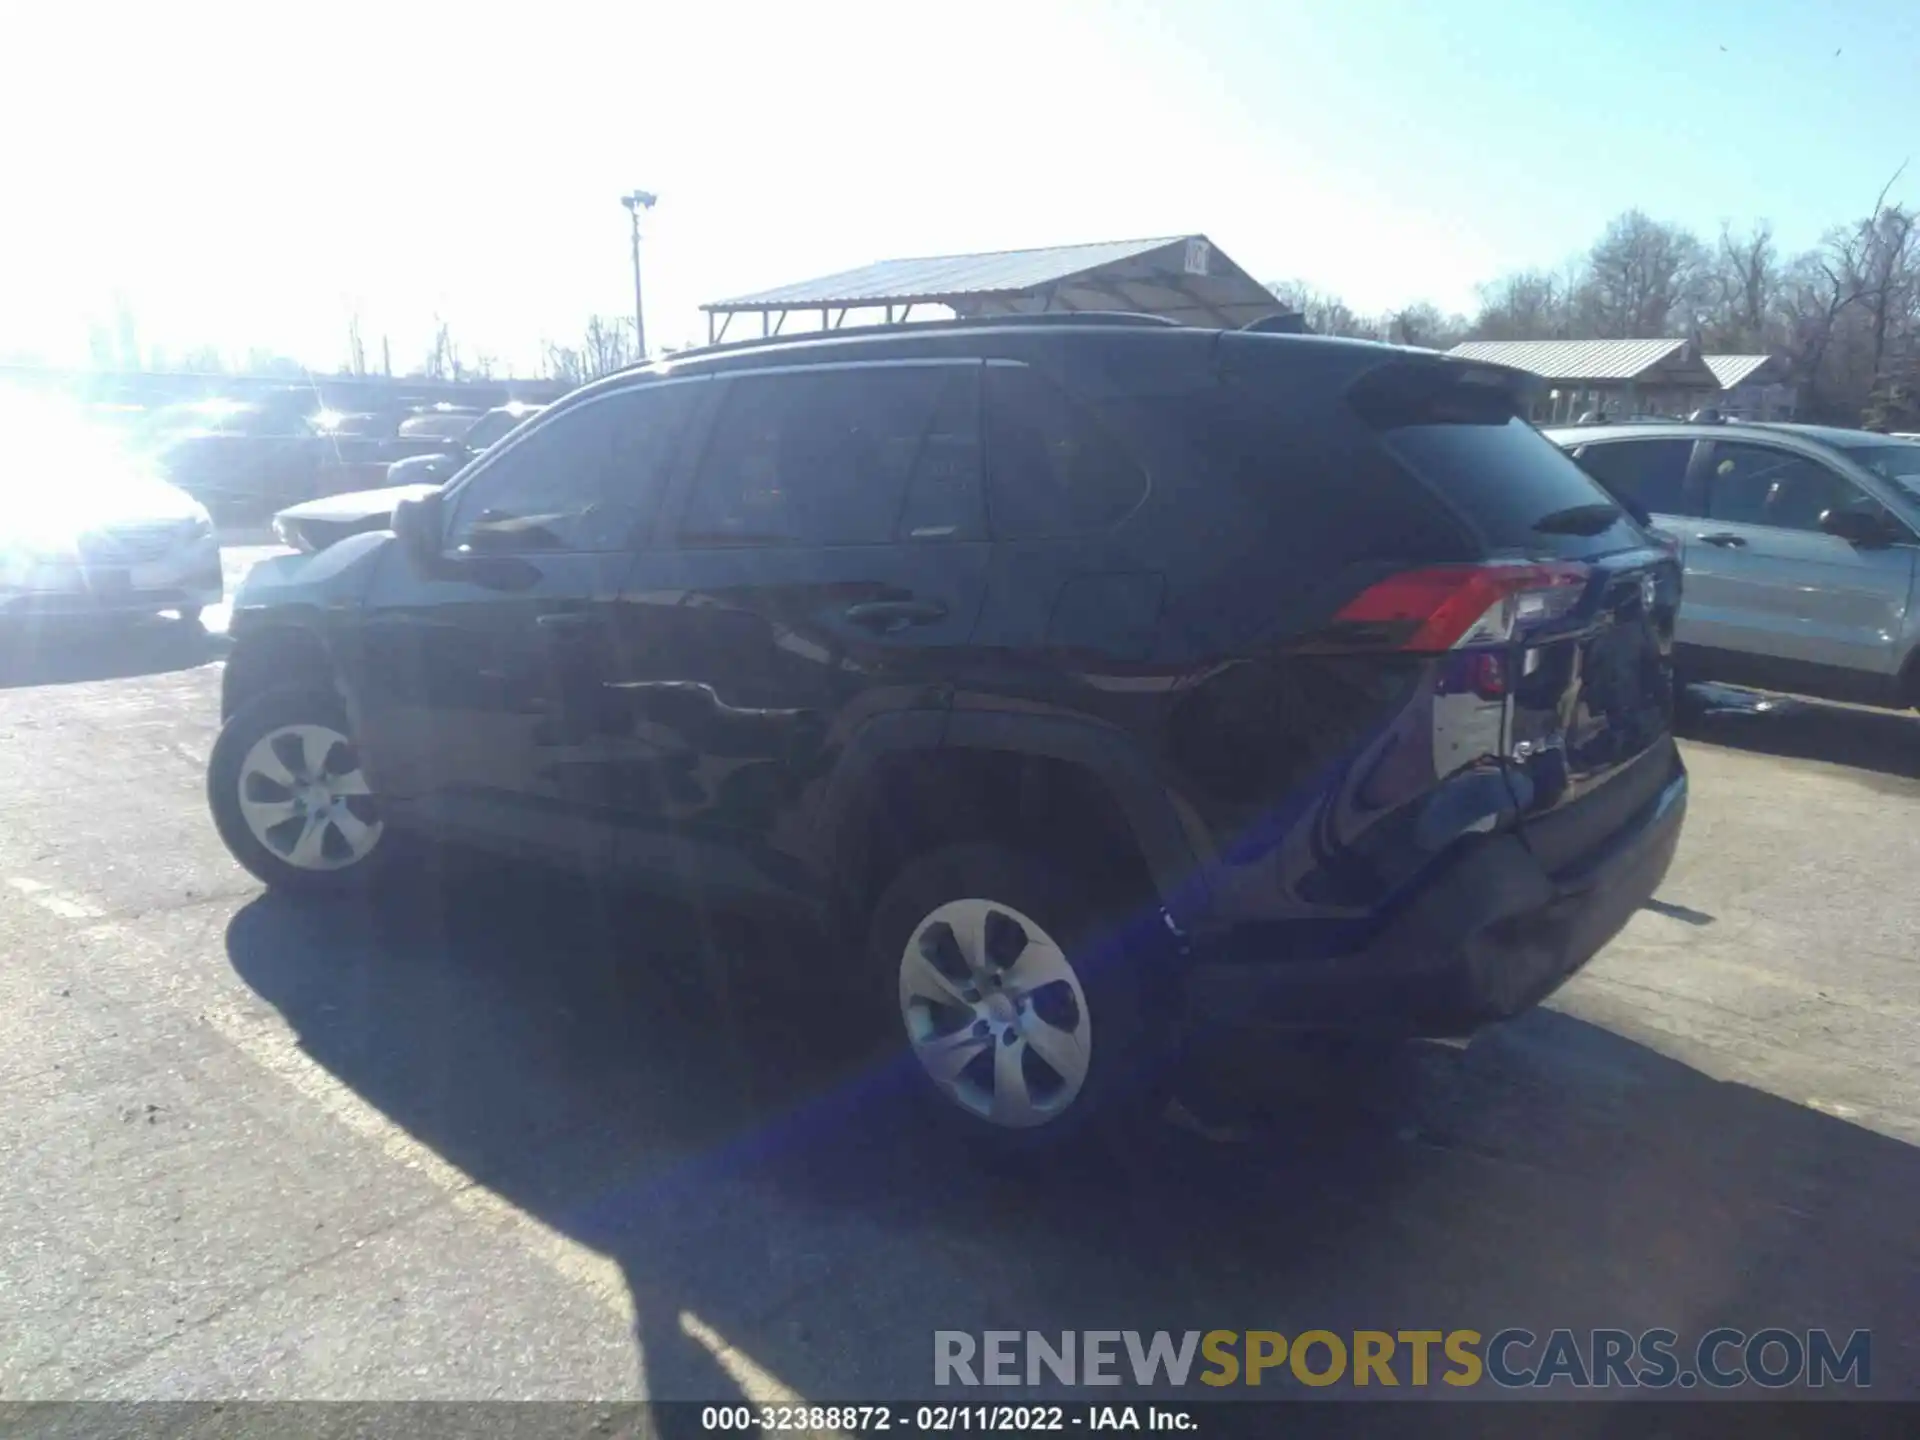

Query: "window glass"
left=447, top=385, right=692, bottom=553
left=682, top=366, right=980, bottom=546
left=1573, top=439, right=1695, bottom=515
left=896, top=368, right=984, bottom=541
left=985, top=365, right=1148, bottom=539
left=1382, top=416, right=1638, bottom=559
left=1839, top=442, right=1920, bottom=507
left=1706, top=443, right=1861, bottom=531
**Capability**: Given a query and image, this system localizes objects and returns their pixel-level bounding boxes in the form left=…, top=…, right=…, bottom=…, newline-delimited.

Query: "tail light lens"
left=1328, top=562, right=1591, bottom=652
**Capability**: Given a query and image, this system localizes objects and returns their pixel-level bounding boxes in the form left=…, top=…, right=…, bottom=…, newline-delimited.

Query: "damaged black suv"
left=209, top=314, right=1687, bottom=1148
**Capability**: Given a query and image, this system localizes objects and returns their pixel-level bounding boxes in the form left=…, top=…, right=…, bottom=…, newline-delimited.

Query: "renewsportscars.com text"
left=934, top=1328, right=1871, bottom=1390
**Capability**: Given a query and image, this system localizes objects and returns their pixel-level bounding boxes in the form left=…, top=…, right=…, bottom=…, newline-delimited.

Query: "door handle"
left=535, top=611, right=605, bottom=633
left=1696, top=532, right=1748, bottom=548
left=843, top=598, right=948, bottom=632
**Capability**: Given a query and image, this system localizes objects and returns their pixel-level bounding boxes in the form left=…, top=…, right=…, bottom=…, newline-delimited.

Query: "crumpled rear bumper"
left=1181, top=768, right=1687, bottom=1038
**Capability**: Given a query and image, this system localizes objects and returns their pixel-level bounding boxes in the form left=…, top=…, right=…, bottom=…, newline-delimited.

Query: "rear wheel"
left=865, top=843, right=1164, bottom=1150
left=208, top=686, right=389, bottom=893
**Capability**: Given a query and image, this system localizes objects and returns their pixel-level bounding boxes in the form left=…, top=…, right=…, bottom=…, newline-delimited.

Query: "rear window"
left=1381, top=417, right=1643, bottom=559
left=1573, top=438, right=1695, bottom=515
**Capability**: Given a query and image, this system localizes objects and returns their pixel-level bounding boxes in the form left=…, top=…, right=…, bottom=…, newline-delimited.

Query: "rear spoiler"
left=1346, top=355, right=1542, bottom=428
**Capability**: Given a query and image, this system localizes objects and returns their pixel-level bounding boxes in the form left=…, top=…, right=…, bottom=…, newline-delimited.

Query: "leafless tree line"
left=1270, top=168, right=1920, bottom=426
left=539, top=315, right=640, bottom=386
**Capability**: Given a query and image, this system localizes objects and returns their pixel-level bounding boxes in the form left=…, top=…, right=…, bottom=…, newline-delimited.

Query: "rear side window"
left=1573, top=439, right=1695, bottom=515
left=1382, top=417, right=1642, bottom=558
left=986, top=365, right=1147, bottom=539
left=682, top=365, right=982, bottom=547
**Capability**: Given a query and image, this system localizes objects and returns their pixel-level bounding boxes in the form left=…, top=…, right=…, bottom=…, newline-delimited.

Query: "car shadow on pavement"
left=224, top=858, right=1920, bottom=1419
left=0, top=615, right=226, bottom=689
left=1677, top=685, right=1920, bottom=783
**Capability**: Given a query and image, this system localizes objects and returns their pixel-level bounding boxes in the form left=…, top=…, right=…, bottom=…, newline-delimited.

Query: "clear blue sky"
left=1, top=0, right=1913, bottom=372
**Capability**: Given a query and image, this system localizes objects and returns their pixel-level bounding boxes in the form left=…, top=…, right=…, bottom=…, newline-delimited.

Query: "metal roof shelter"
left=1703, top=354, right=1780, bottom=390
left=1445, top=338, right=1720, bottom=389
left=701, top=234, right=1290, bottom=343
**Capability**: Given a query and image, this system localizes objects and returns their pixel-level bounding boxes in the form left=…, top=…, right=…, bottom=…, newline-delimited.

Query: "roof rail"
left=651, top=310, right=1184, bottom=366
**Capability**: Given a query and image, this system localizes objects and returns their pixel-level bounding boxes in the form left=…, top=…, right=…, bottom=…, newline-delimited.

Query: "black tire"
left=208, top=685, right=392, bottom=895
left=863, top=842, right=1169, bottom=1152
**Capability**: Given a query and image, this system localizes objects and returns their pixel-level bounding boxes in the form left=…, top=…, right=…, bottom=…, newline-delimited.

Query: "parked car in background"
left=209, top=316, right=1685, bottom=1151
left=143, top=394, right=339, bottom=521
left=1, top=393, right=220, bottom=625
left=394, top=404, right=484, bottom=441
left=384, top=402, right=544, bottom=486
left=273, top=482, right=443, bottom=553
left=142, top=392, right=408, bottom=521
left=1547, top=420, right=1920, bottom=710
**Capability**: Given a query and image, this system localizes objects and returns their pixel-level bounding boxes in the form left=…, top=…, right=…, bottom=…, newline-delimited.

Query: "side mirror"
left=391, top=491, right=447, bottom=576
left=1820, top=504, right=1892, bottom=548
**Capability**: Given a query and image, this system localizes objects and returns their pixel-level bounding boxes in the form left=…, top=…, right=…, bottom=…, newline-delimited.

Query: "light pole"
left=620, top=190, right=657, bottom=361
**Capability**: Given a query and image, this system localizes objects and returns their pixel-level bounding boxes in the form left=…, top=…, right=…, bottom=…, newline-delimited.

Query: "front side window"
left=680, top=365, right=982, bottom=547
left=1705, top=443, right=1862, bottom=532
left=1840, top=441, right=1920, bottom=508
left=447, top=384, right=694, bottom=554
left=1573, top=438, right=1695, bottom=515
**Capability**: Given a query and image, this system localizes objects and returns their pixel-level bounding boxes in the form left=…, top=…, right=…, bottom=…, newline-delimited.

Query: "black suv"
left=208, top=316, right=1688, bottom=1147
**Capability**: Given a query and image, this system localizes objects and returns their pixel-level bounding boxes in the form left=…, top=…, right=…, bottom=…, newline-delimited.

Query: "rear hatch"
left=1352, top=361, right=1682, bottom=876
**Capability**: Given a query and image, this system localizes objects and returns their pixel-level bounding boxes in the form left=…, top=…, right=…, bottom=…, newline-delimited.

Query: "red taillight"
left=1331, top=562, right=1590, bottom=652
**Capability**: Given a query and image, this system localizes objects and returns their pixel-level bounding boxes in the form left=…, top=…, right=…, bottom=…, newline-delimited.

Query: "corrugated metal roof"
left=707, top=236, right=1193, bottom=310
left=1446, top=339, right=1694, bottom=381
left=1704, top=354, right=1776, bottom=389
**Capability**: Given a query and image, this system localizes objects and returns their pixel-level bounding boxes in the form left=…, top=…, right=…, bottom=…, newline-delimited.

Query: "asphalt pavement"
left=0, top=547, right=1915, bottom=1406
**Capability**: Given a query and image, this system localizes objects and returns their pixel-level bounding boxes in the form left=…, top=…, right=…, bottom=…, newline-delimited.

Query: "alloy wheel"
left=898, top=898, right=1092, bottom=1128
left=236, top=722, right=383, bottom=871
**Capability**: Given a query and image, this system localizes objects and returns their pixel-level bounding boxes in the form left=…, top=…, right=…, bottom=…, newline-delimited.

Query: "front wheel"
left=208, top=686, right=389, bottom=893
left=865, top=843, right=1165, bottom=1151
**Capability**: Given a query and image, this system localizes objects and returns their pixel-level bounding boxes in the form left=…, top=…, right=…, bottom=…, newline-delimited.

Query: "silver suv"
left=1545, top=421, right=1920, bottom=710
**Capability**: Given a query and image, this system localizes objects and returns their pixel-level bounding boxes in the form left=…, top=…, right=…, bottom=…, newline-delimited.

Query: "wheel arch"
left=221, top=617, right=341, bottom=722
left=1900, top=640, right=1920, bottom=710
left=815, top=711, right=1211, bottom=938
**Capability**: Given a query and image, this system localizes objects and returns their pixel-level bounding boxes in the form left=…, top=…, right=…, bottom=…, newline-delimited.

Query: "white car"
left=1, top=405, right=222, bottom=625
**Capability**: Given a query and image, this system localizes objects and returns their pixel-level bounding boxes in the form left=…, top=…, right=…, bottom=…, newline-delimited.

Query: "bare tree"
left=1386, top=302, right=1469, bottom=350
left=1470, top=268, right=1578, bottom=340
left=1265, top=281, right=1378, bottom=338
left=542, top=340, right=586, bottom=387
left=582, top=315, right=636, bottom=375
left=1581, top=211, right=1707, bottom=338
left=542, top=315, right=639, bottom=388
left=346, top=312, right=367, bottom=376
left=1703, top=221, right=1780, bottom=351
left=1769, top=165, right=1919, bottom=421
left=421, top=317, right=465, bottom=381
